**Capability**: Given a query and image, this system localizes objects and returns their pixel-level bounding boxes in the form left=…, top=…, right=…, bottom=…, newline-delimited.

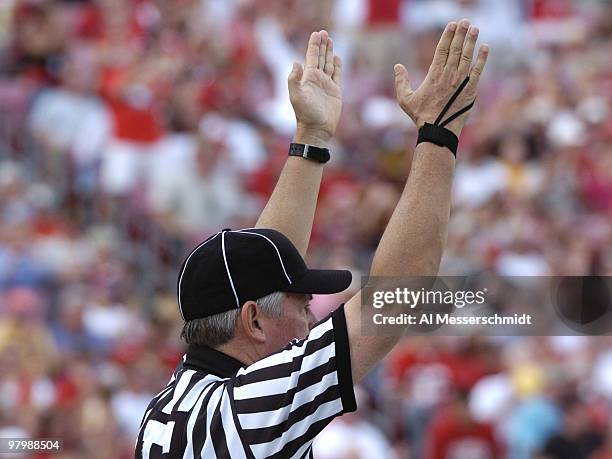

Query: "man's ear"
left=239, top=301, right=267, bottom=344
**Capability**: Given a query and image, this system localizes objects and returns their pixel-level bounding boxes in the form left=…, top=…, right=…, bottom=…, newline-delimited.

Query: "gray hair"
left=181, top=292, right=284, bottom=348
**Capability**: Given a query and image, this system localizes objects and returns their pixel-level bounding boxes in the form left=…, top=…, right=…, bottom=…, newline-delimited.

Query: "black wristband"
left=288, top=143, right=330, bottom=164
left=415, top=76, right=475, bottom=157
left=417, top=123, right=458, bottom=157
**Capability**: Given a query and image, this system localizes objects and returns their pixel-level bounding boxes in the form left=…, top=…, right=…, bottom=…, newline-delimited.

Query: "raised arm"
left=344, top=20, right=490, bottom=382
left=255, top=31, right=342, bottom=256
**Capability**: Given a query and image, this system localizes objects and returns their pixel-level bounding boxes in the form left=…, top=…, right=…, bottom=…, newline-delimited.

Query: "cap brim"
left=283, top=269, right=352, bottom=295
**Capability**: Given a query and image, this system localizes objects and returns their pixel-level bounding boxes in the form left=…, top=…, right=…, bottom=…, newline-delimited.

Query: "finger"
left=394, top=64, right=413, bottom=98
left=288, top=62, right=304, bottom=90
left=469, top=44, right=490, bottom=88
left=324, top=37, right=335, bottom=75
left=318, top=30, right=328, bottom=70
left=446, top=18, right=470, bottom=71
left=458, top=25, right=479, bottom=77
left=431, top=22, right=457, bottom=71
left=305, top=31, right=321, bottom=70
left=332, top=55, right=342, bottom=84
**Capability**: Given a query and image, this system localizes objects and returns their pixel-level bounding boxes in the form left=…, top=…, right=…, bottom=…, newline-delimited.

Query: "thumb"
left=288, top=62, right=304, bottom=89
left=394, top=64, right=413, bottom=97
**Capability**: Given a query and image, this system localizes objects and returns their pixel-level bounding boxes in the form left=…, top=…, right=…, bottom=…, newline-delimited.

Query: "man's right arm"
left=344, top=19, right=490, bottom=383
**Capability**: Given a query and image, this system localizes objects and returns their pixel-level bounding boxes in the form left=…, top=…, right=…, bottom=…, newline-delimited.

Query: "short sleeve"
left=226, top=304, right=356, bottom=459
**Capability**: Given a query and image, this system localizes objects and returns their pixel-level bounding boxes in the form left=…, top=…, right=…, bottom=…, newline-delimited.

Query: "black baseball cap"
left=177, top=228, right=352, bottom=321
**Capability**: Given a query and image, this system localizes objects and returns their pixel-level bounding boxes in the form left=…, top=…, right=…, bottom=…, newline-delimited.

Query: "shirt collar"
left=183, top=344, right=245, bottom=378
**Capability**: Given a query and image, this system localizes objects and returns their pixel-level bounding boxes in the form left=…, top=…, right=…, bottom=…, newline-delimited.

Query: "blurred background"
left=0, top=0, right=611, bottom=457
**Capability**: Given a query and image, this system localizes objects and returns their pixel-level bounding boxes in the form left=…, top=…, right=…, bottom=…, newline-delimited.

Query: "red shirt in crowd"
left=530, top=0, right=574, bottom=19
left=367, top=0, right=401, bottom=25
left=424, top=404, right=502, bottom=459
left=100, top=67, right=164, bottom=143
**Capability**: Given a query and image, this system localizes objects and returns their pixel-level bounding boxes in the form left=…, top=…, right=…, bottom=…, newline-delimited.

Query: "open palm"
left=288, top=31, right=342, bottom=140
left=394, top=20, right=489, bottom=137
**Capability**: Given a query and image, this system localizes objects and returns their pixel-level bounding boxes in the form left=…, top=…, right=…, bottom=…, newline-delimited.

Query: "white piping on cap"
left=237, top=230, right=292, bottom=284
left=177, top=232, right=220, bottom=320
left=221, top=231, right=240, bottom=308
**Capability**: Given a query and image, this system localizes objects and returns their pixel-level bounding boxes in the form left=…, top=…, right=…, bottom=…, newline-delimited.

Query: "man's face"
left=259, top=293, right=316, bottom=356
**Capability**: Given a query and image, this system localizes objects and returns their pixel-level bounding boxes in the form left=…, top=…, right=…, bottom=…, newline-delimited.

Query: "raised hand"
left=394, top=19, right=489, bottom=137
left=289, top=30, right=342, bottom=147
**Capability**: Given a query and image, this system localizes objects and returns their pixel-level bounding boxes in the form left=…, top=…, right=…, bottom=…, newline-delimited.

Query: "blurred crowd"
left=0, top=0, right=611, bottom=457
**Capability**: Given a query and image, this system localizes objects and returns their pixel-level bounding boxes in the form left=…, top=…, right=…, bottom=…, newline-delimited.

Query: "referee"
left=136, top=20, right=489, bottom=459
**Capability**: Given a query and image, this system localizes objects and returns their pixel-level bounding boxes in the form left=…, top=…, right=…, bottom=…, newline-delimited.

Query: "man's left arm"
left=256, top=30, right=342, bottom=257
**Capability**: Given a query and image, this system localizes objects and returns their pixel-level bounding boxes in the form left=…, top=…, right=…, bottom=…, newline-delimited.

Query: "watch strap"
left=288, top=143, right=330, bottom=163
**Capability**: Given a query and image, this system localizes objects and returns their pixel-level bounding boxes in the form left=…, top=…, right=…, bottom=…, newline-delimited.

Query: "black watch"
left=288, top=143, right=330, bottom=164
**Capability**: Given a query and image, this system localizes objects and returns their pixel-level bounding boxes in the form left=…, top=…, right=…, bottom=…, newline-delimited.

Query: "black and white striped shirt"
left=135, top=305, right=356, bottom=458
